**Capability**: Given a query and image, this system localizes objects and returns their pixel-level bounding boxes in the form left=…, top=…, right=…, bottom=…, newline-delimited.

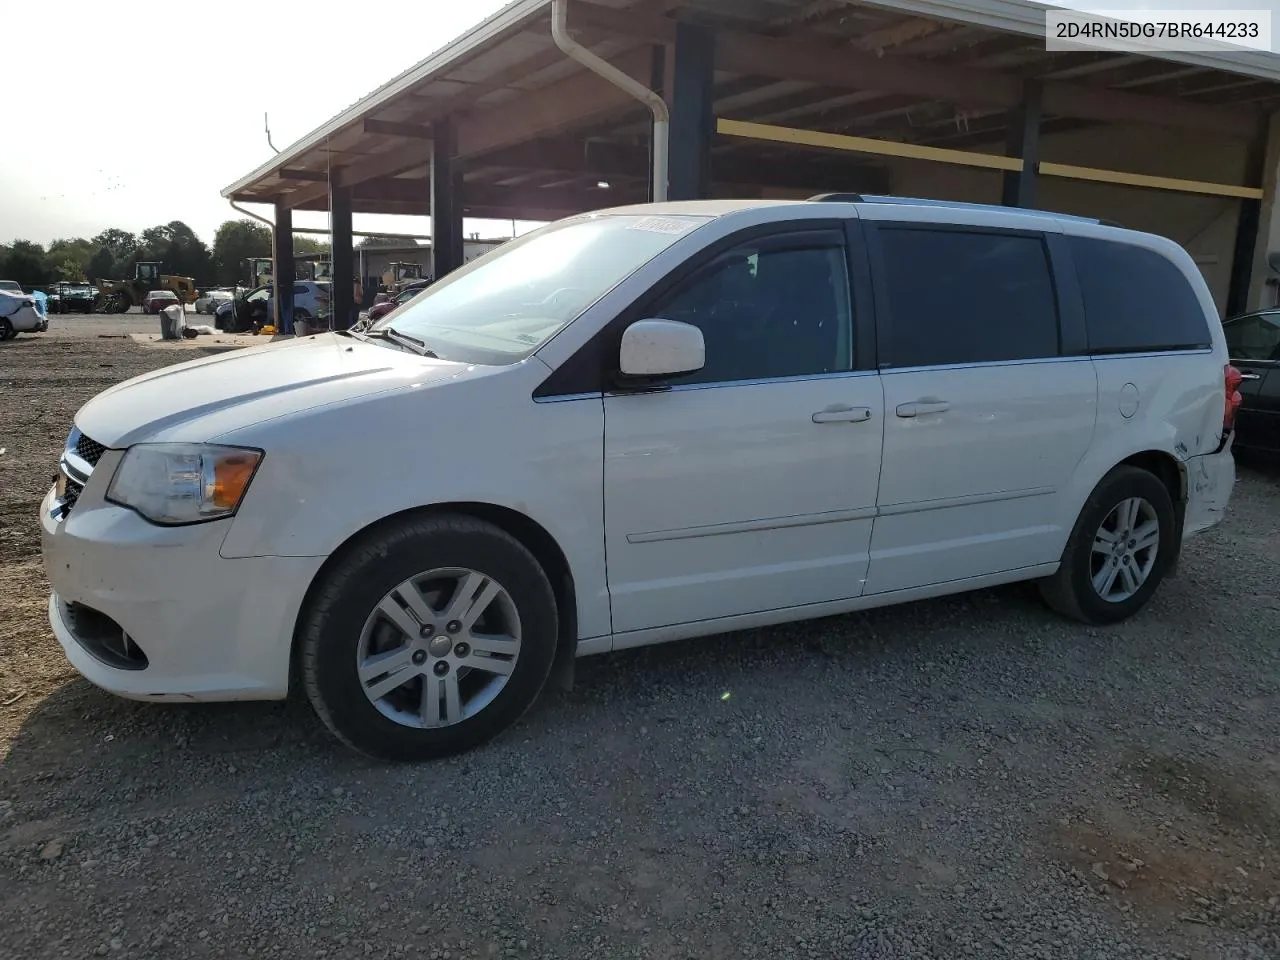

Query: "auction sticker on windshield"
left=628, top=216, right=699, bottom=235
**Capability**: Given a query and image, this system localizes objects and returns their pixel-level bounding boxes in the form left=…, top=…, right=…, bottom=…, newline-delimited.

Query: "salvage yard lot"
left=1, top=319, right=1278, bottom=959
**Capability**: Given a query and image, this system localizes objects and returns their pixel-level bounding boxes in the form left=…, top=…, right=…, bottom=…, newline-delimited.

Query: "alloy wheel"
left=356, top=568, right=522, bottom=728
left=1090, top=497, right=1160, bottom=603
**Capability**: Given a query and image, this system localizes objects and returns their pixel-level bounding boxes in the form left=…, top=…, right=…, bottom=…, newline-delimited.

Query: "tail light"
left=1223, top=364, right=1244, bottom=432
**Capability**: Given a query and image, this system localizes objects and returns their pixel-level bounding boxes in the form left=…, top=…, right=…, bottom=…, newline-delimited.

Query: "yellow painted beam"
left=717, top=118, right=1263, bottom=201
left=1037, top=161, right=1263, bottom=200
left=716, top=118, right=1022, bottom=172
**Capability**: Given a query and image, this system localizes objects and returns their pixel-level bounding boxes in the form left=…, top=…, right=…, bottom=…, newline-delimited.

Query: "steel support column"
left=330, top=185, right=354, bottom=329
left=668, top=21, right=714, bottom=202
left=432, top=120, right=464, bottom=279
left=1228, top=124, right=1270, bottom=317
left=272, top=203, right=294, bottom=334
left=1247, top=113, right=1280, bottom=310
left=1002, top=80, right=1042, bottom=208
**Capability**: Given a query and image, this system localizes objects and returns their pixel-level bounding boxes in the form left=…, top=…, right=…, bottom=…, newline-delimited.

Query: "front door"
left=604, top=225, right=884, bottom=635
left=863, top=222, right=1097, bottom=594
left=1223, top=310, right=1280, bottom=452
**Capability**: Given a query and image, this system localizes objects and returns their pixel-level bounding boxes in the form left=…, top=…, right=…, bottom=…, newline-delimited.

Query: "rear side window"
left=877, top=227, right=1059, bottom=368
left=1069, top=237, right=1211, bottom=354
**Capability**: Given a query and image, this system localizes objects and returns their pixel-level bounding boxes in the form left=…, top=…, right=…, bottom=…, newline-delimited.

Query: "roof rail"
left=807, top=192, right=1116, bottom=227
left=807, top=192, right=865, bottom=203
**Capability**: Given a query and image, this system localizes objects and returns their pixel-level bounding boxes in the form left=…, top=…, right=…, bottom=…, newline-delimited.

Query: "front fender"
left=215, top=368, right=611, bottom=639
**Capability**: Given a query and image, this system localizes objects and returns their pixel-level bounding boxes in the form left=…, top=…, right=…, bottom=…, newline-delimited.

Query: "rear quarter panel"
left=1051, top=222, right=1229, bottom=542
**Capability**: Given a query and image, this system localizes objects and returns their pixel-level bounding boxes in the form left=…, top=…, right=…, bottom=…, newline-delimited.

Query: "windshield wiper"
left=358, top=326, right=438, bottom=358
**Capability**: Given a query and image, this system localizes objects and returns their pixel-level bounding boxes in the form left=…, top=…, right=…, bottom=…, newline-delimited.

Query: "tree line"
left=0, top=220, right=338, bottom=291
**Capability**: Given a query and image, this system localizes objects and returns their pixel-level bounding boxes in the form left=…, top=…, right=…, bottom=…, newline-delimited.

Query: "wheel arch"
left=1105, top=448, right=1188, bottom=572
left=289, top=501, right=579, bottom=693
left=1118, top=449, right=1186, bottom=506
left=1056, top=444, right=1190, bottom=571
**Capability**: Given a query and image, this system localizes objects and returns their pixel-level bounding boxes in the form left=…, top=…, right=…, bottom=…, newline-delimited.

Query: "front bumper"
left=40, top=481, right=324, bottom=702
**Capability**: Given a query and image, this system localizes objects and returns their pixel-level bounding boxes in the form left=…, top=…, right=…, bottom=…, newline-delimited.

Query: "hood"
left=75, top=332, right=479, bottom=447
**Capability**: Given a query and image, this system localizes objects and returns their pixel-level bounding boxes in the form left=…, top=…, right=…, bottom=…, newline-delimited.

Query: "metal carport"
left=221, top=0, right=1280, bottom=330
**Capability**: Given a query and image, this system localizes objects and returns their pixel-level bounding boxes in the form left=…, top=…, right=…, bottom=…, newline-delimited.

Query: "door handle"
left=896, top=399, right=951, bottom=418
left=812, top=405, right=873, bottom=424
left=1239, top=372, right=1262, bottom=381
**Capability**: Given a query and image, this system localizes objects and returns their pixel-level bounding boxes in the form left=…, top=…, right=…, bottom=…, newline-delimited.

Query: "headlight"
left=106, top=443, right=263, bottom=525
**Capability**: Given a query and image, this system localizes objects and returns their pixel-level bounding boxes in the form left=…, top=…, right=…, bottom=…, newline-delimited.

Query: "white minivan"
left=41, top=196, right=1240, bottom=760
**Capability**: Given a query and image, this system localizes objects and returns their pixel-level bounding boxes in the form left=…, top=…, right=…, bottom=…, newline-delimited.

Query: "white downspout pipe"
left=229, top=199, right=274, bottom=230
left=551, top=0, right=669, bottom=202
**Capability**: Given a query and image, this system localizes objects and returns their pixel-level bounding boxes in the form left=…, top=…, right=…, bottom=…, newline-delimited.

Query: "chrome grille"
left=54, top=426, right=102, bottom=521
left=62, top=478, right=84, bottom=512
left=74, top=433, right=106, bottom=467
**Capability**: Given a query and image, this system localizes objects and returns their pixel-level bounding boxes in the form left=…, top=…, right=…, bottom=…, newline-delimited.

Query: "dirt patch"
left=1048, top=750, right=1280, bottom=952
left=1134, top=754, right=1280, bottom=838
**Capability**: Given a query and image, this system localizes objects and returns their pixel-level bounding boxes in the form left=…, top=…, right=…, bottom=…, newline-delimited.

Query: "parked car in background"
left=0, top=288, right=48, bottom=339
left=366, top=279, right=431, bottom=323
left=0, top=281, right=24, bottom=295
left=144, top=290, right=180, bottom=314
left=194, top=289, right=234, bottom=314
left=213, top=297, right=236, bottom=330
left=1222, top=308, right=1280, bottom=453
left=215, top=281, right=331, bottom=333
left=40, top=197, right=1239, bottom=762
left=47, top=282, right=98, bottom=314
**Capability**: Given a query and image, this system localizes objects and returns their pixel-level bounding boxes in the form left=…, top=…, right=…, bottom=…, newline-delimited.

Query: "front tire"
left=301, top=514, right=559, bottom=761
left=1039, top=465, right=1176, bottom=625
left=0, top=319, right=14, bottom=340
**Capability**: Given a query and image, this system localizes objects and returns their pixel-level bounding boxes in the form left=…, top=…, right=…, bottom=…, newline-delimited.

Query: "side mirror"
left=618, top=319, right=705, bottom=379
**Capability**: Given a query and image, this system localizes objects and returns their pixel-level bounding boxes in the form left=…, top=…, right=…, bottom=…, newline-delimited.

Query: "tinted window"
left=1069, top=237, right=1211, bottom=354
left=878, top=228, right=1059, bottom=368
left=1223, top=311, right=1280, bottom=362
left=648, top=238, right=853, bottom=384
left=293, top=284, right=310, bottom=296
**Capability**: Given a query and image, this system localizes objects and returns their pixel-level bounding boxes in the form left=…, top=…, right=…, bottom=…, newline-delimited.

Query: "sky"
left=0, top=0, right=522, bottom=247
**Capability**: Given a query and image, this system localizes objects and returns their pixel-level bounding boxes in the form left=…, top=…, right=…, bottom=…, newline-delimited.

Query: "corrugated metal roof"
left=222, top=0, right=1280, bottom=204
left=852, top=0, right=1280, bottom=83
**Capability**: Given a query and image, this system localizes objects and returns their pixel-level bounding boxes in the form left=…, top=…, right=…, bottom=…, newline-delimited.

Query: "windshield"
left=371, top=213, right=710, bottom=364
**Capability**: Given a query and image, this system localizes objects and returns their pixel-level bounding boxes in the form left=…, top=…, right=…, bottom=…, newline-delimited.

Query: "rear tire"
left=0, top=319, right=14, bottom=341
left=301, top=514, right=559, bottom=762
left=1039, top=465, right=1177, bottom=625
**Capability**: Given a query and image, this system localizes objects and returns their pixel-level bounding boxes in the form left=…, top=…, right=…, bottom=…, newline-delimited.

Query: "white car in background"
left=0, top=288, right=48, bottom=339
left=194, top=289, right=233, bottom=314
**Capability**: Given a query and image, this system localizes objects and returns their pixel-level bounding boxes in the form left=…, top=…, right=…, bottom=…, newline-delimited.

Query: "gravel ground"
left=2, top=317, right=1278, bottom=960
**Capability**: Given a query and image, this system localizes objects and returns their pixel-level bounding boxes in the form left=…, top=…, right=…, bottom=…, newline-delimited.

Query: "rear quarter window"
left=1069, top=236, right=1211, bottom=354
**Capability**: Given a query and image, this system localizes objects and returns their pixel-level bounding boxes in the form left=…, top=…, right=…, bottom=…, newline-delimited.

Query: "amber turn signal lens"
left=211, top=452, right=261, bottom=510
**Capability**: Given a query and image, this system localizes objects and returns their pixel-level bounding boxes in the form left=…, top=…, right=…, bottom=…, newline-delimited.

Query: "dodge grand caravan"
left=41, top=196, right=1239, bottom=761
